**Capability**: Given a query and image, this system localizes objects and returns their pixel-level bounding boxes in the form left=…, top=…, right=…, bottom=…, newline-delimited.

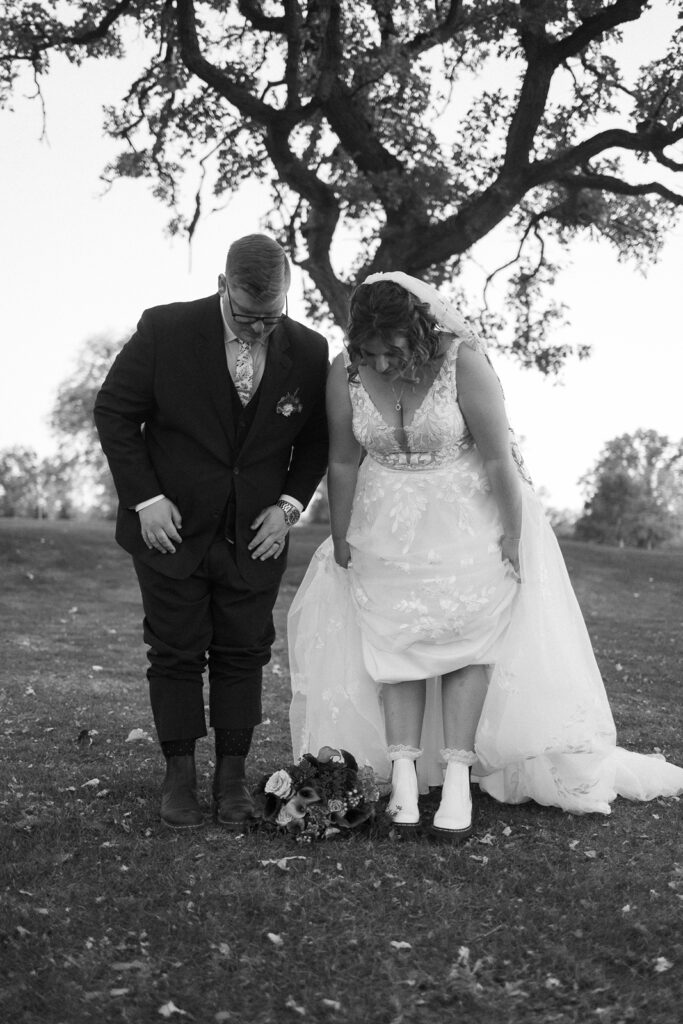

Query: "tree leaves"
left=1, top=2, right=682, bottom=367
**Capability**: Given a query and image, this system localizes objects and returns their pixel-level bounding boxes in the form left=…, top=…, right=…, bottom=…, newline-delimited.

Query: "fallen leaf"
left=653, top=957, right=673, bottom=973
left=321, top=998, right=342, bottom=1011
left=390, top=940, right=412, bottom=951
left=285, top=996, right=306, bottom=1015
left=110, top=988, right=130, bottom=997
left=158, top=1001, right=188, bottom=1018
left=267, top=933, right=284, bottom=947
left=584, top=850, right=597, bottom=859
left=81, top=778, right=100, bottom=788
left=504, top=980, right=529, bottom=998
left=260, top=857, right=307, bottom=871
left=126, top=728, right=153, bottom=743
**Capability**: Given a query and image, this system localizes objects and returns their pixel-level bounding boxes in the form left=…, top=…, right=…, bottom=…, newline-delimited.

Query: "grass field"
left=1, top=518, right=681, bottom=1024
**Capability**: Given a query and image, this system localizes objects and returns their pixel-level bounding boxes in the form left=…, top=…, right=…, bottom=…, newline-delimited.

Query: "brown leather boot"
left=160, top=754, right=203, bottom=828
left=213, top=755, right=257, bottom=831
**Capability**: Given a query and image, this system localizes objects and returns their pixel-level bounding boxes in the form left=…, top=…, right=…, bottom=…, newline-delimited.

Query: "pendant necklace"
left=391, top=380, right=407, bottom=412
left=391, top=370, right=423, bottom=412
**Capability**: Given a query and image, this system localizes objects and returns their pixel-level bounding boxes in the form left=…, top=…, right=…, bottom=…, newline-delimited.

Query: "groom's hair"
left=226, top=234, right=291, bottom=301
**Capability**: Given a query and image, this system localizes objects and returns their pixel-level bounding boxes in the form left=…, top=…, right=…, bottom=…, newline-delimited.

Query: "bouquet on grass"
left=255, top=746, right=380, bottom=841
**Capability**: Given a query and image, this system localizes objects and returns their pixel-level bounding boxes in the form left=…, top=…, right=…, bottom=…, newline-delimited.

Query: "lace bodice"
left=346, top=338, right=476, bottom=471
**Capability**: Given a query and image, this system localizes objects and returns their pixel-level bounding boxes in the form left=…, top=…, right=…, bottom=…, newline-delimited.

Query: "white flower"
left=275, top=806, right=295, bottom=826
left=265, top=769, right=294, bottom=799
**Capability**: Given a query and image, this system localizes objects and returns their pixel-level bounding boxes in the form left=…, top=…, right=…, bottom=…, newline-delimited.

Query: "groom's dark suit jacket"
left=94, top=293, right=329, bottom=586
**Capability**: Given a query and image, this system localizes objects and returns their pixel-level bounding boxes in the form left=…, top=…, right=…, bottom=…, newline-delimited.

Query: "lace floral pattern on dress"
left=345, top=338, right=530, bottom=483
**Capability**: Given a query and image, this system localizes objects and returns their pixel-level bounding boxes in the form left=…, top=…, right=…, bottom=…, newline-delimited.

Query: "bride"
left=288, top=272, right=683, bottom=840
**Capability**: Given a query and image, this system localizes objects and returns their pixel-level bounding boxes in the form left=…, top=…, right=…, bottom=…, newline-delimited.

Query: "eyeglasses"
left=225, top=285, right=287, bottom=325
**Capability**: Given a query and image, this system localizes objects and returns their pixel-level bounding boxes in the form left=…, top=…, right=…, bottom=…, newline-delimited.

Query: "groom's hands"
left=139, top=499, right=183, bottom=554
left=249, top=505, right=288, bottom=560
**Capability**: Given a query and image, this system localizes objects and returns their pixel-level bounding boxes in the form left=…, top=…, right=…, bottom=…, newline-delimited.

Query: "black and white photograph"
left=1, top=3, right=682, bottom=1022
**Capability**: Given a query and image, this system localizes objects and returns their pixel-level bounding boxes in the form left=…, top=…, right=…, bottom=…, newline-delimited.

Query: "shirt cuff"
left=134, top=494, right=166, bottom=512
left=279, top=494, right=304, bottom=513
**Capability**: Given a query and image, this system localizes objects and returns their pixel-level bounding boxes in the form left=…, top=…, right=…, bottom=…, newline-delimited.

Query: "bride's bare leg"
left=382, top=679, right=426, bottom=747
left=383, top=679, right=426, bottom=828
left=433, top=665, right=487, bottom=839
left=441, top=664, right=488, bottom=750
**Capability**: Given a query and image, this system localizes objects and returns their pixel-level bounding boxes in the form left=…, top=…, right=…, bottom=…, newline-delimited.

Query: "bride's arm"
left=326, top=353, right=362, bottom=568
left=456, top=343, right=523, bottom=576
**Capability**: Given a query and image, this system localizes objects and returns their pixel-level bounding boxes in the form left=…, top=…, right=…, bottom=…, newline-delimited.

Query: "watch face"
left=278, top=501, right=299, bottom=526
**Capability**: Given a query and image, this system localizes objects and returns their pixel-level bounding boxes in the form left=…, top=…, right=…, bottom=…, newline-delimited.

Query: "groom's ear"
left=217, top=273, right=226, bottom=295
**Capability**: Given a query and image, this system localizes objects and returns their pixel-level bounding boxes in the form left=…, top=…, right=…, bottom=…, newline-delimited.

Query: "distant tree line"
left=1, top=339, right=682, bottom=549
left=0, top=336, right=120, bottom=520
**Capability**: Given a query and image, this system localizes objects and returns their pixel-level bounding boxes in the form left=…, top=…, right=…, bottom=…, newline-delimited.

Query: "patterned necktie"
left=234, top=339, right=254, bottom=407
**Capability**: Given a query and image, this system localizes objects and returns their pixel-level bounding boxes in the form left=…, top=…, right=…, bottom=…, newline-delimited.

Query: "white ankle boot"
left=387, top=746, right=421, bottom=828
left=431, top=748, right=476, bottom=840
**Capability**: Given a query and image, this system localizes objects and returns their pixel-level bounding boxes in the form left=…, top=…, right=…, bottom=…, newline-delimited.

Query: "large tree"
left=576, top=429, right=683, bottom=548
left=3, top=1, right=682, bottom=370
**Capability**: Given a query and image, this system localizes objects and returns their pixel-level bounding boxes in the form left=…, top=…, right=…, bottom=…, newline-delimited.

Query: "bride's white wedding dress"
left=288, top=278, right=683, bottom=814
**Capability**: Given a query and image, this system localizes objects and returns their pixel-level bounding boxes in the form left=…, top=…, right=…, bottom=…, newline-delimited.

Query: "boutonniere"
left=276, top=388, right=303, bottom=417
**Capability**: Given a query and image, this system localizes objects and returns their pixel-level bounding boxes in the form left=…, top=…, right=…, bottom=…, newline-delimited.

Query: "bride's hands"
left=501, top=534, right=521, bottom=582
left=333, top=537, right=352, bottom=569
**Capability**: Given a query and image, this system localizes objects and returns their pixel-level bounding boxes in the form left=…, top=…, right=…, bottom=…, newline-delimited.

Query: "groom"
left=94, top=233, right=329, bottom=829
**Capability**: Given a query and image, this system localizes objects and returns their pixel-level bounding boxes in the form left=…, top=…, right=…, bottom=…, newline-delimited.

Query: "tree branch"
left=501, top=3, right=554, bottom=173
left=554, top=171, right=683, bottom=206
left=407, top=0, right=463, bottom=54
left=175, top=0, right=277, bottom=123
left=502, top=0, right=650, bottom=176
left=282, top=0, right=304, bottom=108
left=551, top=0, right=648, bottom=63
left=237, top=0, right=288, bottom=34
left=21, top=0, right=134, bottom=59
left=529, top=125, right=683, bottom=183
left=654, top=150, right=683, bottom=173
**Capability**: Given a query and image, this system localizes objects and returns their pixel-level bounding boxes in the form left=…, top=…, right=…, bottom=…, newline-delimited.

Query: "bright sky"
left=1, top=21, right=681, bottom=512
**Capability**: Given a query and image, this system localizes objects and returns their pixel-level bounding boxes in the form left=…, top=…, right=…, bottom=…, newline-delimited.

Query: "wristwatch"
left=276, top=499, right=301, bottom=527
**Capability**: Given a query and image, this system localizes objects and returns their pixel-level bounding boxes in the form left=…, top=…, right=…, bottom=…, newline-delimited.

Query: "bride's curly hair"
left=346, top=280, right=442, bottom=380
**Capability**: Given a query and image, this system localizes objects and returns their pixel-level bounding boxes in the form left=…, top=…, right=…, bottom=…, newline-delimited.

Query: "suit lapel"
left=241, top=322, right=293, bottom=456
left=192, top=295, right=237, bottom=449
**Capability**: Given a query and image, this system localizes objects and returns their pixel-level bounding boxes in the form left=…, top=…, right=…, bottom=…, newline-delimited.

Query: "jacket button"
left=233, top=467, right=240, bottom=476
